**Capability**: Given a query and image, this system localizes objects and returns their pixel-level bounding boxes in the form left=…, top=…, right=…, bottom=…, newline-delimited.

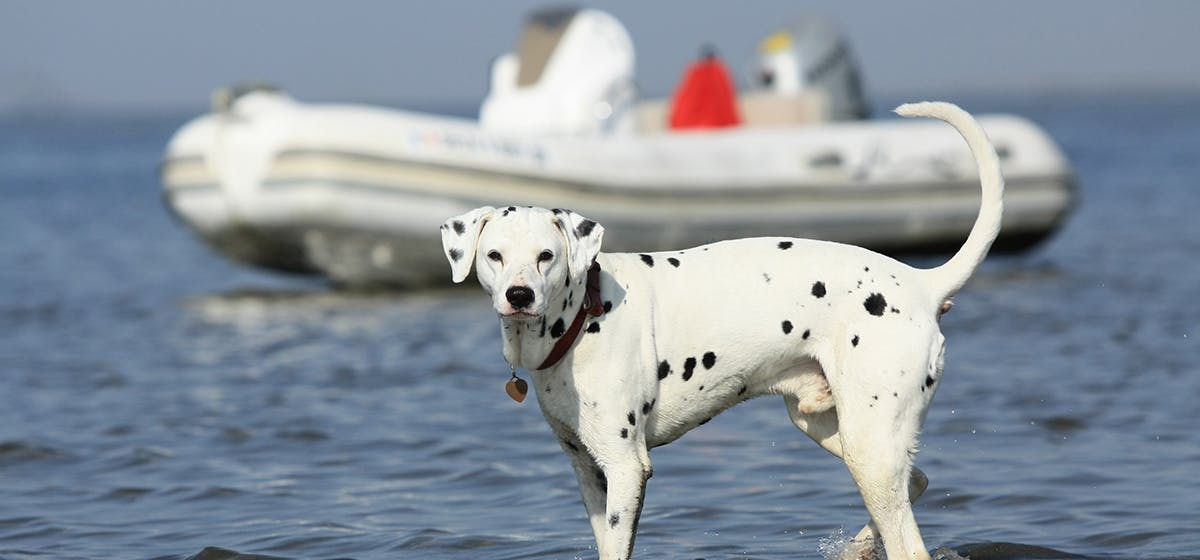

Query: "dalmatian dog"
left=440, top=102, right=1003, bottom=560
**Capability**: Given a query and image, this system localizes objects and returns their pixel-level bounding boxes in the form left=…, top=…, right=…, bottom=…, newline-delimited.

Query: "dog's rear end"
left=796, top=101, right=1005, bottom=560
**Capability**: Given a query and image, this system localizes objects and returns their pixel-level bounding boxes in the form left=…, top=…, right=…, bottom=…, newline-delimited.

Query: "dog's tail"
left=896, top=101, right=1004, bottom=302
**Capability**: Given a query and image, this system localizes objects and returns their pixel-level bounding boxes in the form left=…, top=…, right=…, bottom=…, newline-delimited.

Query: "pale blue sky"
left=2, top=0, right=1199, bottom=115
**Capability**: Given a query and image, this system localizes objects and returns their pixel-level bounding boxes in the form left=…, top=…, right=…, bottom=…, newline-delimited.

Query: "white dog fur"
left=440, top=102, right=1003, bottom=560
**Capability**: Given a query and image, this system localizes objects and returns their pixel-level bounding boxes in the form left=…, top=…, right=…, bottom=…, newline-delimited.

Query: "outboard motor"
left=480, top=7, right=637, bottom=136
left=749, top=17, right=869, bottom=120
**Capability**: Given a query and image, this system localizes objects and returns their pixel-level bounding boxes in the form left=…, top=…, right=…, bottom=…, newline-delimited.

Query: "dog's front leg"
left=551, top=417, right=651, bottom=560
left=596, top=451, right=650, bottom=560
left=548, top=419, right=610, bottom=546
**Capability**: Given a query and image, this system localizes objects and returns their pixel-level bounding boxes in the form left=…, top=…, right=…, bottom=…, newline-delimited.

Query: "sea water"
left=1, top=94, right=1198, bottom=559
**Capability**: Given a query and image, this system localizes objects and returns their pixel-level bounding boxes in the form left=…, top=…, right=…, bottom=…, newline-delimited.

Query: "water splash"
left=817, top=526, right=884, bottom=560
left=817, top=527, right=849, bottom=559
left=817, top=527, right=968, bottom=560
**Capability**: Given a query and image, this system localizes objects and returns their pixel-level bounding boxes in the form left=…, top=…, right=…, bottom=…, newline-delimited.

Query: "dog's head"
left=441, top=206, right=604, bottom=320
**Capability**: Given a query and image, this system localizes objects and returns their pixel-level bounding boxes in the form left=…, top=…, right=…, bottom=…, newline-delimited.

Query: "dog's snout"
left=505, top=286, right=535, bottom=309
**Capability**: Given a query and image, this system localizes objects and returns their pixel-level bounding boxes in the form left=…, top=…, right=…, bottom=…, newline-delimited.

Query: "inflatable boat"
left=160, top=8, right=1075, bottom=287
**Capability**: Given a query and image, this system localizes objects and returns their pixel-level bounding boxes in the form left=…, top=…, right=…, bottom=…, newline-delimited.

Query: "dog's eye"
left=538, top=250, right=554, bottom=263
left=487, top=250, right=503, bottom=262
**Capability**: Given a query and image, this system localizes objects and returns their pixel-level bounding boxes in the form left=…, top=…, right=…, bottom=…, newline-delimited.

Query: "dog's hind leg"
left=785, top=399, right=929, bottom=559
left=820, top=337, right=936, bottom=560
left=836, top=407, right=929, bottom=559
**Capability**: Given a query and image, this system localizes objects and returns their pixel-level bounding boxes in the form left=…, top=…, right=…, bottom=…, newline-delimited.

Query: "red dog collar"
left=537, top=261, right=604, bottom=370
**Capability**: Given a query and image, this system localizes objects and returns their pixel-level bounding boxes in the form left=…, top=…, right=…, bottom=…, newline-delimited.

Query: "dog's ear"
left=552, top=208, right=605, bottom=281
left=440, top=206, right=495, bottom=283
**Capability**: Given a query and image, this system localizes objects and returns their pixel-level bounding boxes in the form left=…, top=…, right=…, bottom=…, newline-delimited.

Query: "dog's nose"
left=505, top=286, right=535, bottom=309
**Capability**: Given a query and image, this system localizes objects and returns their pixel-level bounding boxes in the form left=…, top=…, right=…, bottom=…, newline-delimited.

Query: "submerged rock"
left=186, top=547, right=291, bottom=560
left=948, top=541, right=1089, bottom=559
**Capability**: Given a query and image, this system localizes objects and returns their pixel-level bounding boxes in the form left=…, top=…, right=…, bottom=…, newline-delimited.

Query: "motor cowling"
left=748, top=17, right=869, bottom=121
left=480, top=7, right=637, bottom=136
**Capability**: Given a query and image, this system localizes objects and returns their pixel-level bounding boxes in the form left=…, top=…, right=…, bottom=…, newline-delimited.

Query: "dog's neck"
left=500, top=272, right=590, bottom=370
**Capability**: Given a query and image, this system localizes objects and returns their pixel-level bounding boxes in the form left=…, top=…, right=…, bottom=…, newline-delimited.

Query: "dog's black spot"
left=891, top=307, right=901, bottom=314
left=507, top=206, right=517, bottom=212
left=864, top=266, right=870, bottom=272
left=575, top=219, right=597, bottom=238
left=738, top=385, right=747, bottom=396
left=595, top=469, right=607, bottom=491
left=550, top=318, right=566, bottom=338
left=640, top=254, right=655, bottom=267
left=702, top=352, right=717, bottom=369
left=452, top=220, right=465, bottom=235
left=603, top=301, right=613, bottom=313
left=609, top=514, right=620, bottom=527
left=657, top=360, right=670, bottom=380
left=667, top=257, right=680, bottom=267
left=763, top=273, right=772, bottom=284
left=698, top=385, right=704, bottom=391
left=782, top=320, right=793, bottom=334
left=893, top=392, right=898, bottom=397
left=802, top=329, right=811, bottom=340
left=642, top=401, right=653, bottom=414
left=851, top=335, right=860, bottom=347
left=620, top=428, right=628, bottom=439
left=812, top=281, right=827, bottom=298
left=627, top=412, right=636, bottom=426
left=872, top=395, right=879, bottom=400
left=501, top=209, right=511, bottom=217
left=586, top=322, right=601, bottom=333
left=925, top=375, right=936, bottom=388
left=562, top=298, right=569, bottom=312
left=682, top=357, right=697, bottom=381
left=539, top=318, right=547, bottom=338
left=448, top=248, right=462, bottom=262
left=864, top=293, right=888, bottom=316
left=778, top=241, right=793, bottom=249
left=565, top=440, right=580, bottom=452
